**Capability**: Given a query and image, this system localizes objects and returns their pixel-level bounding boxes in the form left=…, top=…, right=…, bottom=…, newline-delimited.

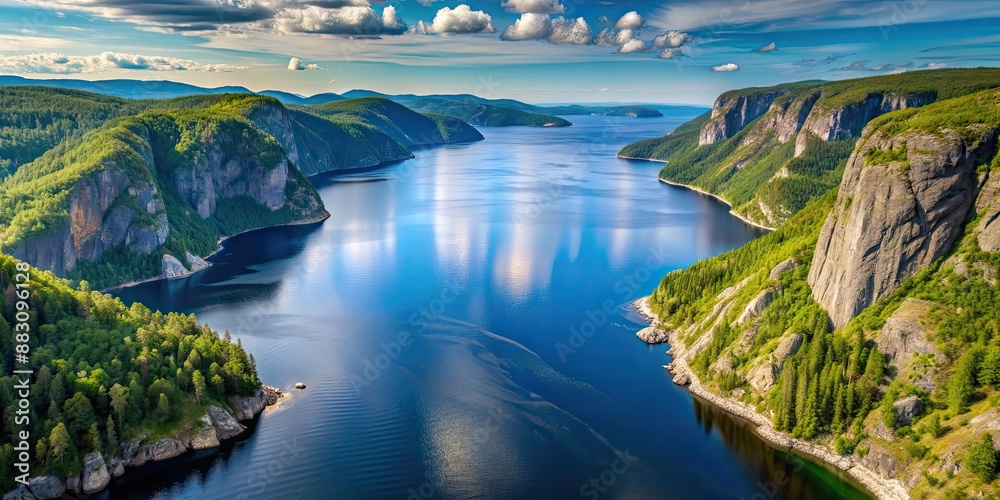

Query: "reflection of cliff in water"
left=691, top=396, right=873, bottom=500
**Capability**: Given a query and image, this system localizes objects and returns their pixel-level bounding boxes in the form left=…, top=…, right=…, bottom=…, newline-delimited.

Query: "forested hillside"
left=0, top=89, right=485, bottom=288
left=0, top=254, right=263, bottom=494
left=620, top=68, right=1000, bottom=227
left=642, top=84, right=1000, bottom=498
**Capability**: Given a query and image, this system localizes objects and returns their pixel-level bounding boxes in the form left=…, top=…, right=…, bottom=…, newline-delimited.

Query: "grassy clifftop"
left=644, top=87, right=1000, bottom=498
left=620, top=68, right=1000, bottom=228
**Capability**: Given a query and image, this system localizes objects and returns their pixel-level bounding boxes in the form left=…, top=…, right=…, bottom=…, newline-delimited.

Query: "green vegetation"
left=619, top=68, right=1000, bottom=227
left=0, top=255, right=260, bottom=491
left=0, top=87, right=141, bottom=179
left=966, top=433, right=998, bottom=483
left=303, top=97, right=483, bottom=145
left=647, top=80, right=1000, bottom=498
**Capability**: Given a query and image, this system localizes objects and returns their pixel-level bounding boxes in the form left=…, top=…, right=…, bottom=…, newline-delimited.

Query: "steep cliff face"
left=808, top=108, right=999, bottom=328
left=800, top=93, right=933, bottom=144
left=622, top=69, right=1000, bottom=228
left=699, top=89, right=789, bottom=145
left=1, top=111, right=326, bottom=287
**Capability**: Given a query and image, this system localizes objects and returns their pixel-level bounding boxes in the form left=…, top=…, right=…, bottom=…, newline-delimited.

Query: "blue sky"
left=0, top=0, right=999, bottom=104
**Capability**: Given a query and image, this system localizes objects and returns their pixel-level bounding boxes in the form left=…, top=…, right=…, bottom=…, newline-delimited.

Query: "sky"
left=0, top=0, right=999, bottom=104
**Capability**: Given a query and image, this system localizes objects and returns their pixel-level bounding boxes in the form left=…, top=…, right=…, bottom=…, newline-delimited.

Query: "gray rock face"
left=65, top=474, right=81, bottom=494
left=875, top=298, right=942, bottom=390
left=2, top=485, right=34, bottom=500
left=970, top=407, right=1000, bottom=431
left=736, top=288, right=774, bottom=325
left=802, top=93, right=932, bottom=142
left=699, top=89, right=788, bottom=145
left=636, top=326, right=670, bottom=344
left=227, top=385, right=282, bottom=421
left=145, top=438, right=187, bottom=462
left=809, top=127, right=997, bottom=328
left=207, top=405, right=246, bottom=441
left=171, top=147, right=291, bottom=219
left=161, top=254, right=189, bottom=279
left=860, top=444, right=900, bottom=479
left=81, top=451, right=111, bottom=494
left=893, top=396, right=924, bottom=427
left=189, top=413, right=223, bottom=449
left=769, top=258, right=798, bottom=280
left=27, top=476, right=64, bottom=500
left=121, top=441, right=147, bottom=468
left=975, top=169, right=1000, bottom=252
left=107, top=457, right=125, bottom=479
left=747, top=332, right=803, bottom=392
left=186, top=252, right=211, bottom=273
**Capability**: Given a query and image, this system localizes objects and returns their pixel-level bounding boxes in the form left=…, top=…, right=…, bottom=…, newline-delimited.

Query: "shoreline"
left=103, top=210, right=331, bottom=292
left=632, top=296, right=908, bottom=500
left=617, top=155, right=777, bottom=231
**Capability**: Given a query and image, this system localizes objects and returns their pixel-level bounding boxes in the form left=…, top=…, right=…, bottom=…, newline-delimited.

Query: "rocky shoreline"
left=4, top=385, right=283, bottom=500
left=103, top=210, right=331, bottom=292
left=632, top=297, right=909, bottom=500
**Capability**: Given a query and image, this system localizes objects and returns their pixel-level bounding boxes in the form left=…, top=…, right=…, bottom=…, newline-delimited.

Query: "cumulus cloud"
left=0, top=51, right=246, bottom=74
left=271, top=5, right=405, bottom=35
left=287, top=56, right=323, bottom=70
left=500, top=13, right=551, bottom=41
left=499, top=14, right=593, bottom=44
left=657, top=47, right=683, bottom=59
left=381, top=5, right=404, bottom=31
left=710, top=62, right=740, bottom=71
left=618, top=39, right=649, bottom=53
left=501, top=0, right=565, bottom=14
left=652, top=30, right=690, bottom=48
left=753, top=41, right=777, bottom=52
left=614, top=11, right=644, bottom=29
left=430, top=5, right=495, bottom=34
left=409, top=20, right=431, bottom=34
left=548, top=17, right=593, bottom=45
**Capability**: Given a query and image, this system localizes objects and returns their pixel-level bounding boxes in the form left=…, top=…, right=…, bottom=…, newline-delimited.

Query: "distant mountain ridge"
left=0, top=76, right=667, bottom=126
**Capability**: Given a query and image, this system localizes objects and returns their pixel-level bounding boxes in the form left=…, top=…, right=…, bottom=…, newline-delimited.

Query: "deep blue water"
left=108, top=114, right=868, bottom=499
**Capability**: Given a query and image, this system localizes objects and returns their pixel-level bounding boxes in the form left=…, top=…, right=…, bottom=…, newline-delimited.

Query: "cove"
left=106, top=113, right=870, bottom=499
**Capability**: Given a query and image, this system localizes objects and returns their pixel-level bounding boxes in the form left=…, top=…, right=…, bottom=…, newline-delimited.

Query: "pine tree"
left=192, top=370, right=206, bottom=405
left=106, top=416, right=118, bottom=456
left=47, top=423, right=74, bottom=473
left=156, top=393, right=171, bottom=423
left=966, top=433, right=998, bottom=483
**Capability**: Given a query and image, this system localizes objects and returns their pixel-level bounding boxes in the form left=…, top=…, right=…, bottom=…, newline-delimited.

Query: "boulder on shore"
left=27, top=476, right=64, bottom=500
left=227, top=385, right=281, bottom=421
left=81, top=452, right=111, bottom=494
left=2, top=485, right=34, bottom=500
left=65, top=474, right=81, bottom=494
left=636, top=326, right=670, bottom=344
left=208, top=405, right=247, bottom=440
left=188, top=413, right=222, bottom=450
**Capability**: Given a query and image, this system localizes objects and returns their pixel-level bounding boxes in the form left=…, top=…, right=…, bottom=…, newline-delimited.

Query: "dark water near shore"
left=108, top=114, right=869, bottom=499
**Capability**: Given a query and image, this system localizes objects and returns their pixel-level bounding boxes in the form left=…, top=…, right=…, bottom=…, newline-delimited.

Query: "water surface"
left=110, top=114, right=869, bottom=500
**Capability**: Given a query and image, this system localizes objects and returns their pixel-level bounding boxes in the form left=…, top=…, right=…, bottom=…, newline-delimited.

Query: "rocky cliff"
left=808, top=107, right=998, bottom=328
left=1, top=110, right=327, bottom=288
left=621, top=68, right=1000, bottom=228
left=698, top=88, right=789, bottom=145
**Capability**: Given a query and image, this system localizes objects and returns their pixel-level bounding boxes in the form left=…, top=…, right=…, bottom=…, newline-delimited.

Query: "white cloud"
left=409, top=20, right=431, bottom=35
left=417, top=0, right=439, bottom=5
left=618, top=39, right=649, bottom=53
left=501, top=0, right=565, bottom=15
left=614, top=11, right=644, bottom=29
left=381, top=5, right=404, bottom=31
left=288, top=56, right=323, bottom=70
left=0, top=51, right=247, bottom=74
left=499, top=15, right=594, bottom=45
left=430, top=5, right=495, bottom=34
left=271, top=5, right=403, bottom=35
left=710, top=62, right=740, bottom=71
left=657, top=47, right=683, bottom=59
left=653, top=30, right=691, bottom=48
left=753, top=41, right=777, bottom=52
left=548, top=17, right=593, bottom=45
left=500, top=13, right=551, bottom=41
